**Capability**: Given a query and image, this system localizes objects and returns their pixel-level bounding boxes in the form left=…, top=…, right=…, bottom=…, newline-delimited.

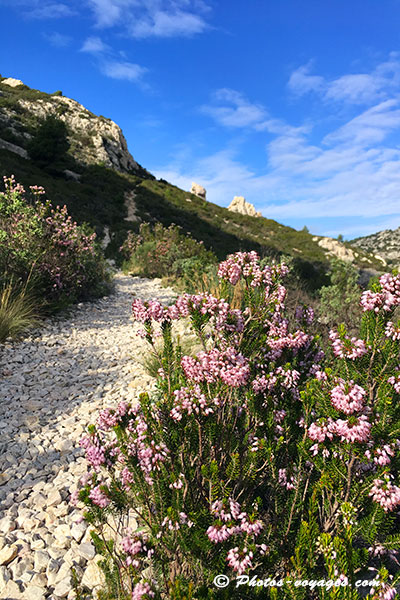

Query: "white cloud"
left=80, top=34, right=147, bottom=83
left=86, top=0, right=210, bottom=37
left=87, top=0, right=122, bottom=27
left=289, top=55, right=400, bottom=105
left=27, top=2, right=76, bottom=18
left=129, top=9, right=207, bottom=38
left=81, top=35, right=109, bottom=53
left=102, top=60, right=147, bottom=81
left=154, top=56, right=400, bottom=238
left=43, top=31, right=72, bottom=46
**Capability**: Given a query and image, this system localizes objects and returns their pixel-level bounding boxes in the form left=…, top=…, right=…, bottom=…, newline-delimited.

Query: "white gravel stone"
left=0, top=274, right=178, bottom=598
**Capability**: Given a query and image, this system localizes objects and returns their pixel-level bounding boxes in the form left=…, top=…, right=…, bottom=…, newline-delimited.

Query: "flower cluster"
left=206, top=499, right=263, bottom=546
left=181, top=347, right=250, bottom=387
left=308, top=415, right=371, bottom=444
left=329, top=329, right=367, bottom=359
left=170, top=384, right=221, bottom=421
left=329, top=379, right=366, bottom=414
left=360, top=273, right=400, bottom=312
left=369, top=475, right=400, bottom=512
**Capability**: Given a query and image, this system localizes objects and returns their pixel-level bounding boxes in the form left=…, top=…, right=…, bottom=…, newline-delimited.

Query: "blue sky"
left=1, top=0, right=400, bottom=239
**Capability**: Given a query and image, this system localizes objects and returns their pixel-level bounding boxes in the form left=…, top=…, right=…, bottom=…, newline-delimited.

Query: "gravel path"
left=0, top=274, right=177, bottom=600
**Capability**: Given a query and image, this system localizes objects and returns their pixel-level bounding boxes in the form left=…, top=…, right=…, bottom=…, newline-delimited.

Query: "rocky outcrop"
left=2, top=78, right=24, bottom=88
left=228, top=196, right=261, bottom=218
left=0, top=138, right=28, bottom=159
left=352, top=228, right=400, bottom=266
left=191, top=182, right=206, bottom=199
left=0, top=78, right=141, bottom=174
left=313, top=237, right=356, bottom=263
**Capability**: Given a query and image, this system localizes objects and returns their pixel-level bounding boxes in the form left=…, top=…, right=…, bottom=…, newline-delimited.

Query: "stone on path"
left=0, top=274, right=180, bottom=598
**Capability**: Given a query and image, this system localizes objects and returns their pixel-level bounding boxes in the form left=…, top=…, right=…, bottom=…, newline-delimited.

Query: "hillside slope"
left=352, top=228, right=400, bottom=267
left=0, top=76, right=383, bottom=289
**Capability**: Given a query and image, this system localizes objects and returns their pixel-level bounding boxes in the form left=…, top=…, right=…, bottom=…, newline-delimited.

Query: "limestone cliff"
left=0, top=76, right=141, bottom=174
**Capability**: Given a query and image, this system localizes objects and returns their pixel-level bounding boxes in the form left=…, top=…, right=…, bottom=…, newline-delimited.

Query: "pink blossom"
left=369, top=475, right=400, bottom=511
left=226, top=546, right=253, bottom=574
left=329, top=330, right=367, bottom=359
left=332, top=415, right=371, bottom=443
left=329, top=379, right=366, bottom=414
left=131, top=582, right=155, bottom=599
left=89, top=486, right=110, bottom=508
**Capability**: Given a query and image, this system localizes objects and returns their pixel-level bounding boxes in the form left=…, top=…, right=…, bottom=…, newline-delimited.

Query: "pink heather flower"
left=207, top=524, right=236, bottom=543
left=131, top=582, right=155, bottom=600
left=278, top=468, right=296, bottom=490
left=97, top=408, right=119, bottom=431
left=329, top=330, right=367, bottom=359
left=329, top=379, right=366, bottom=414
left=308, top=419, right=335, bottom=443
left=80, top=436, right=106, bottom=471
left=89, top=486, right=110, bottom=508
left=181, top=348, right=250, bottom=387
left=170, top=385, right=219, bottom=421
left=226, top=546, right=253, bottom=575
left=69, top=490, right=79, bottom=506
left=388, top=373, right=400, bottom=393
left=275, top=367, right=300, bottom=389
left=369, top=475, right=400, bottom=512
left=376, top=584, right=397, bottom=600
left=384, top=321, right=400, bottom=341
left=332, top=415, right=371, bottom=443
left=360, top=290, right=384, bottom=312
left=372, top=445, right=395, bottom=466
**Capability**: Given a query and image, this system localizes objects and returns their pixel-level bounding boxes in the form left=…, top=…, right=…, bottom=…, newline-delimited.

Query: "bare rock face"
left=313, top=237, right=356, bottom=263
left=352, top=228, right=400, bottom=266
left=17, top=96, right=139, bottom=173
left=191, top=182, right=206, bottom=199
left=0, top=138, right=28, bottom=159
left=0, top=78, right=141, bottom=174
left=228, top=196, right=261, bottom=218
left=2, top=78, right=24, bottom=88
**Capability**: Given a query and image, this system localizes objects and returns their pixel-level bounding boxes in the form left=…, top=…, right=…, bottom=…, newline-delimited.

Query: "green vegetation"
left=120, top=222, right=217, bottom=285
left=318, top=258, right=363, bottom=333
left=0, top=279, right=39, bottom=342
left=27, top=115, right=70, bottom=168
left=0, top=176, right=110, bottom=338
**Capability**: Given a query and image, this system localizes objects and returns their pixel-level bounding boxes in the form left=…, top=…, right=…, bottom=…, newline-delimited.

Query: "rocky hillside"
left=352, top=228, right=400, bottom=267
left=0, top=76, right=144, bottom=174
left=0, top=75, right=383, bottom=289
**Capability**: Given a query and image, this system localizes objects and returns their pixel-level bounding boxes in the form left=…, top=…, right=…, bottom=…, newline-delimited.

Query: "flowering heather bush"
left=0, top=175, right=109, bottom=310
left=120, top=222, right=216, bottom=283
left=75, top=252, right=400, bottom=599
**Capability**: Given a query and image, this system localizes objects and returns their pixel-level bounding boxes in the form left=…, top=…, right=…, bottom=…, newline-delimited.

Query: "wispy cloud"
left=28, top=3, right=77, bottom=19
left=155, top=55, right=400, bottom=238
left=201, top=88, right=306, bottom=136
left=43, top=31, right=73, bottom=46
left=102, top=60, right=147, bottom=81
left=80, top=35, right=147, bottom=83
left=81, top=35, right=109, bottom=53
left=87, top=0, right=210, bottom=38
left=289, top=53, right=400, bottom=105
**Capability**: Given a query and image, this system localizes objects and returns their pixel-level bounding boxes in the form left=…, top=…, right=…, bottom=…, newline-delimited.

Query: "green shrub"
left=74, top=252, right=400, bottom=599
left=120, top=222, right=217, bottom=282
left=318, top=258, right=362, bottom=332
left=0, top=175, right=110, bottom=312
left=27, top=115, right=70, bottom=168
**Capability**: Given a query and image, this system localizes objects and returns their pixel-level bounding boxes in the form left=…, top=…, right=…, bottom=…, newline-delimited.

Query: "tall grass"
left=0, top=280, right=40, bottom=343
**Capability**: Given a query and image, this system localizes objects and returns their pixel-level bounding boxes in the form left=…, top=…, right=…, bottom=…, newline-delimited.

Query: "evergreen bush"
left=0, top=175, right=110, bottom=313
left=74, top=252, right=400, bottom=599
